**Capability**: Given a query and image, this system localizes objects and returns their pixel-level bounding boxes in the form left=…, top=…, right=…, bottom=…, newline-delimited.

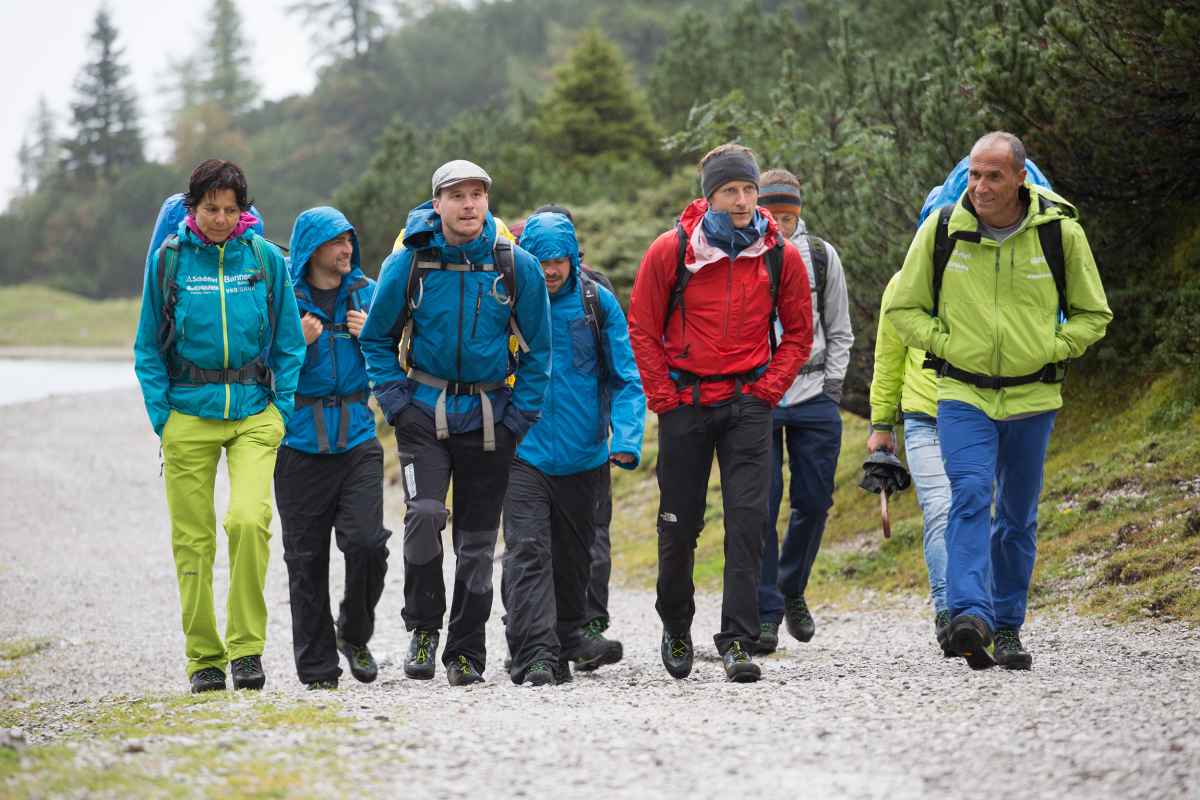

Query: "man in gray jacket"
left=754, top=168, right=854, bottom=652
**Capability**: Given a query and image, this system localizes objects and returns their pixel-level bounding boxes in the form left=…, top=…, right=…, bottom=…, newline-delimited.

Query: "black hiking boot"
left=566, top=629, right=613, bottom=673
left=784, top=595, right=816, bottom=643
left=230, top=655, right=266, bottom=690
left=446, top=654, right=484, bottom=686
left=574, top=618, right=623, bottom=672
left=190, top=667, right=226, bottom=694
left=949, top=614, right=995, bottom=670
left=525, top=660, right=555, bottom=687
left=660, top=629, right=693, bottom=680
left=935, top=610, right=954, bottom=658
left=305, top=678, right=338, bottom=690
left=405, top=629, right=439, bottom=680
left=755, top=622, right=779, bottom=655
left=722, top=641, right=762, bottom=683
left=337, top=634, right=378, bottom=684
left=554, top=657, right=573, bottom=685
left=993, top=629, right=1033, bottom=671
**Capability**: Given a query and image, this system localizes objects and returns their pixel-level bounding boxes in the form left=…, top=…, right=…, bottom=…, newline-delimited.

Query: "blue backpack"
left=917, top=156, right=1053, bottom=226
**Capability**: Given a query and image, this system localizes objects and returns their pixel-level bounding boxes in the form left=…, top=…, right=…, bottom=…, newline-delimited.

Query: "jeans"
left=938, top=400, right=1056, bottom=631
left=902, top=414, right=950, bottom=614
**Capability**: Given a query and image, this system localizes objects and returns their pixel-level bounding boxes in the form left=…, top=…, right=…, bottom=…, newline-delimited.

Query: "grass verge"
left=0, top=285, right=138, bottom=348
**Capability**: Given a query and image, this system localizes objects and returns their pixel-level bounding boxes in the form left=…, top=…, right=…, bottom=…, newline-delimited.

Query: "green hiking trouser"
left=162, top=404, right=285, bottom=677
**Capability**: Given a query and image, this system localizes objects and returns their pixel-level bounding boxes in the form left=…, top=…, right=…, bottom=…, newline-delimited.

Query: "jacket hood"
left=954, top=182, right=1079, bottom=237
left=288, top=206, right=362, bottom=285
left=677, top=197, right=781, bottom=273
left=517, top=212, right=580, bottom=293
left=400, top=200, right=498, bottom=264
left=787, top=217, right=810, bottom=246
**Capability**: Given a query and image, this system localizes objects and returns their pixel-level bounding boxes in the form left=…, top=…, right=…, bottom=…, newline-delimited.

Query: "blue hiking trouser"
left=938, top=400, right=1056, bottom=632
left=902, top=414, right=950, bottom=615
left=758, top=394, right=842, bottom=624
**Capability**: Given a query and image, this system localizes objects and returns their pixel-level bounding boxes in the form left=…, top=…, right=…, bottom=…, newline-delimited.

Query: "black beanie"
left=701, top=150, right=760, bottom=199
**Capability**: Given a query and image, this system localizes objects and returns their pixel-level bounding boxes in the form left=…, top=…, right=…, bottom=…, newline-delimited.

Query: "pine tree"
left=533, top=28, right=664, bottom=167
left=288, top=0, right=386, bottom=61
left=204, top=0, right=260, bottom=114
left=62, top=8, right=143, bottom=179
left=17, top=97, right=62, bottom=194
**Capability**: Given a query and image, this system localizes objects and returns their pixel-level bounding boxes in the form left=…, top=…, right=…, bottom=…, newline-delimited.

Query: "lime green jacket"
left=870, top=272, right=937, bottom=429
left=887, top=185, right=1112, bottom=420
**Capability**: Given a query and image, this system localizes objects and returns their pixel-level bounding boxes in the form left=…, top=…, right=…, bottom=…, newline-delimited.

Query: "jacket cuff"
left=373, top=380, right=411, bottom=425
left=501, top=405, right=540, bottom=439
left=869, top=422, right=895, bottom=433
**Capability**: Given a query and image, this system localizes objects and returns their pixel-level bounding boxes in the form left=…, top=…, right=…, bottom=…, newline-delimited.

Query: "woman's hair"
left=184, top=159, right=252, bottom=212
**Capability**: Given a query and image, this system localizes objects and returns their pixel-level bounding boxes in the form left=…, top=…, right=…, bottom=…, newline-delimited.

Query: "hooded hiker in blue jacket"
left=501, top=211, right=645, bottom=686
left=133, top=160, right=306, bottom=695
left=359, top=160, right=552, bottom=686
left=274, top=206, right=391, bottom=690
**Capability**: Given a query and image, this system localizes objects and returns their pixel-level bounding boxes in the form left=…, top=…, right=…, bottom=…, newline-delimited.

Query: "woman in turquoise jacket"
left=133, top=159, right=306, bottom=694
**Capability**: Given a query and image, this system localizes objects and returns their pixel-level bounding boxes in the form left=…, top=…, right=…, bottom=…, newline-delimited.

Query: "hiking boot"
left=305, top=678, right=338, bottom=690
left=190, top=667, right=226, bottom=694
left=722, top=641, right=762, bottom=683
left=404, top=629, right=439, bottom=680
left=337, top=634, right=378, bottom=684
left=525, top=660, right=555, bottom=687
left=993, top=629, right=1033, bottom=671
left=554, top=657, right=573, bottom=685
left=575, top=618, right=623, bottom=672
left=230, top=655, right=266, bottom=690
left=934, top=610, right=954, bottom=658
left=566, top=630, right=612, bottom=673
left=446, top=654, right=485, bottom=686
left=755, top=622, right=779, bottom=655
left=660, top=629, right=693, bottom=680
left=949, top=614, right=995, bottom=670
left=784, top=595, right=815, bottom=643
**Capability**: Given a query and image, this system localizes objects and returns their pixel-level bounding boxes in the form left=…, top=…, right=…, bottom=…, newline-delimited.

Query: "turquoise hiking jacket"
left=134, top=221, right=306, bottom=436
left=284, top=206, right=378, bottom=455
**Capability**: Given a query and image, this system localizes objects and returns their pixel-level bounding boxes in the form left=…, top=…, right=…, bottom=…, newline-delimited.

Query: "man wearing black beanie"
left=628, top=143, right=814, bottom=683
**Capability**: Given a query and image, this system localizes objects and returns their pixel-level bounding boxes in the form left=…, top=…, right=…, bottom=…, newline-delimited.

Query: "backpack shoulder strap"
left=930, top=204, right=955, bottom=317
left=804, top=235, right=829, bottom=327
left=1035, top=200, right=1068, bottom=317
left=157, top=234, right=181, bottom=355
left=580, top=273, right=608, bottom=371
left=248, top=234, right=277, bottom=343
left=664, top=223, right=692, bottom=334
left=765, top=238, right=785, bottom=352
left=494, top=237, right=529, bottom=355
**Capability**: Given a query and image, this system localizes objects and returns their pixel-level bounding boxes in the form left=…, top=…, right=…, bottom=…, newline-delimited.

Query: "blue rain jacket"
left=284, top=207, right=379, bottom=455
left=917, top=157, right=1053, bottom=226
left=359, top=203, right=552, bottom=438
left=133, top=221, right=306, bottom=436
left=147, top=193, right=264, bottom=263
left=515, top=213, right=645, bottom=476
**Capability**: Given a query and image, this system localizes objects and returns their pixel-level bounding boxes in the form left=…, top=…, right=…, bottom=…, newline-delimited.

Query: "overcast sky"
left=0, top=0, right=320, bottom=208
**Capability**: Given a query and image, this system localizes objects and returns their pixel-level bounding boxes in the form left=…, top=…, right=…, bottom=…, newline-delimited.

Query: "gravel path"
left=1, top=388, right=1198, bottom=798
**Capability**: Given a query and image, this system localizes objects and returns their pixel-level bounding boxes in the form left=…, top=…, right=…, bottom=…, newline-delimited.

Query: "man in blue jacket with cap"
left=360, top=160, right=552, bottom=687
left=501, top=211, right=645, bottom=686
left=275, top=206, right=391, bottom=690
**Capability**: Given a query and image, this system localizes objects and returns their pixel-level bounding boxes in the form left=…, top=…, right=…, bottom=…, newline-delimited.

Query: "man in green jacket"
left=887, top=131, right=1112, bottom=670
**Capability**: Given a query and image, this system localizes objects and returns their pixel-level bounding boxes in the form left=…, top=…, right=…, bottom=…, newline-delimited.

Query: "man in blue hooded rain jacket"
left=359, top=160, right=552, bottom=686
left=274, top=207, right=392, bottom=690
left=501, top=212, right=645, bottom=686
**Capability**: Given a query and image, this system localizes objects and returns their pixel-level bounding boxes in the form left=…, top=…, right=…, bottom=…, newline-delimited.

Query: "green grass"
left=0, top=284, right=139, bottom=348
left=609, top=368, right=1200, bottom=623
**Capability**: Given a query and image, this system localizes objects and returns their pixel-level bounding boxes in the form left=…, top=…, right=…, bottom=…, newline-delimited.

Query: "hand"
left=867, top=431, right=896, bottom=453
left=346, top=309, right=367, bottom=338
left=300, top=313, right=324, bottom=345
left=610, top=452, right=636, bottom=465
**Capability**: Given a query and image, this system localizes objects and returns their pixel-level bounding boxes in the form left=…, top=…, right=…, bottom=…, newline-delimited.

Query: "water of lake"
left=0, top=358, right=138, bottom=406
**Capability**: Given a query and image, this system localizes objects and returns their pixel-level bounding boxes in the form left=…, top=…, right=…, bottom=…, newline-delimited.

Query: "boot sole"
left=950, top=625, right=995, bottom=670
left=575, top=642, right=623, bottom=672
left=726, top=665, right=762, bottom=683
left=404, top=665, right=436, bottom=680
left=232, top=676, right=265, bottom=690
left=997, top=653, right=1033, bottom=670
left=662, top=660, right=693, bottom=680
left=786, top=624, right=815, bottom=643
left=191, top=682, right=226, bottom=694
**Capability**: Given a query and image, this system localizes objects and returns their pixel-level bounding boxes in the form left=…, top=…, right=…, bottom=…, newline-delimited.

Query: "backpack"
left=156, top=233, right=277, bottom=385
left=390, top=237, right=528, bottom=372
left=668, top=223, right=787, bottom=351
left=579, top=271, right=612, bottom=442
left=805, top=235, right=829, bottom=328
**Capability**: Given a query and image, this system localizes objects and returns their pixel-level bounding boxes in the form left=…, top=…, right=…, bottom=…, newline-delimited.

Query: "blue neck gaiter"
left=701, top=208, right=767, bottom=259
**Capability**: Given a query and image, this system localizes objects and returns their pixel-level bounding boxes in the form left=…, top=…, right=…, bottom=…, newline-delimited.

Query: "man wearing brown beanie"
left=628, top=143, right=813, bottom=683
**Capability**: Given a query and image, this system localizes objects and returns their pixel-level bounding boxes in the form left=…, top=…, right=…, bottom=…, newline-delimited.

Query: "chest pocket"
left=569, top=317, right=598, bottom=374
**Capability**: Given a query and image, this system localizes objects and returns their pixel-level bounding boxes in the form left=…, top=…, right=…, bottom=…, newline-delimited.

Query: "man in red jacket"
left=628, top=143, right=813, bottom=683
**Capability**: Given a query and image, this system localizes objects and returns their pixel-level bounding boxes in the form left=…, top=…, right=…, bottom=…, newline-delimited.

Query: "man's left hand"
left=346, top=309, right=367, bottom=337
left=611, top=452, right=636, bottom=465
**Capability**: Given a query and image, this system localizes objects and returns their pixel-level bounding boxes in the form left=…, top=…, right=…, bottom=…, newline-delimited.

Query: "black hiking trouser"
left=275, top=439, right=391, bottom=685
left=585, top=463, right=613, bottom=625
left=655, top=398, right=772, bottom=654
left=394, top=405, right=517, bottom=670
left=501, top=459, right=605, bottom=680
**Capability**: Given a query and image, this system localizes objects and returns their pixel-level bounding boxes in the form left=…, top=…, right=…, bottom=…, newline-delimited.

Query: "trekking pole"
left=880, top=490, right=891, bottom=539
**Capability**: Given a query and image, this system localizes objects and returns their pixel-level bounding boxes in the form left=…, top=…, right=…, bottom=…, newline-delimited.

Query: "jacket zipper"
left=217, top=243, right=231, bottom=418
left=471, top=286, right=483, bottom=338
left=456, top=273, right=465, bottom=380
left=723, top=259, right=733, bottom=338
left=993, top=246, right=1002, bottom=378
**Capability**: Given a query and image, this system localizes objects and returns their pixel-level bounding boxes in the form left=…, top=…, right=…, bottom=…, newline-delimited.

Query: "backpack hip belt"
left=295, top=390, right=369, bottom=453
left=797, top=360, right=825, bottom=377
left=407, top=369, right=509, bottom=451
left=925, top=359, right=1067, bottom=390
left=672, top=366, right=765, bottom=406
left=172, top=358, right=272, bottom=388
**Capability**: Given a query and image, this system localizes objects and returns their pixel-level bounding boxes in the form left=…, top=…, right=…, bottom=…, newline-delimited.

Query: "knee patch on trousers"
left=458, top=530, right=499, bottom=594
left=404, top=500, right=448, bottom=565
